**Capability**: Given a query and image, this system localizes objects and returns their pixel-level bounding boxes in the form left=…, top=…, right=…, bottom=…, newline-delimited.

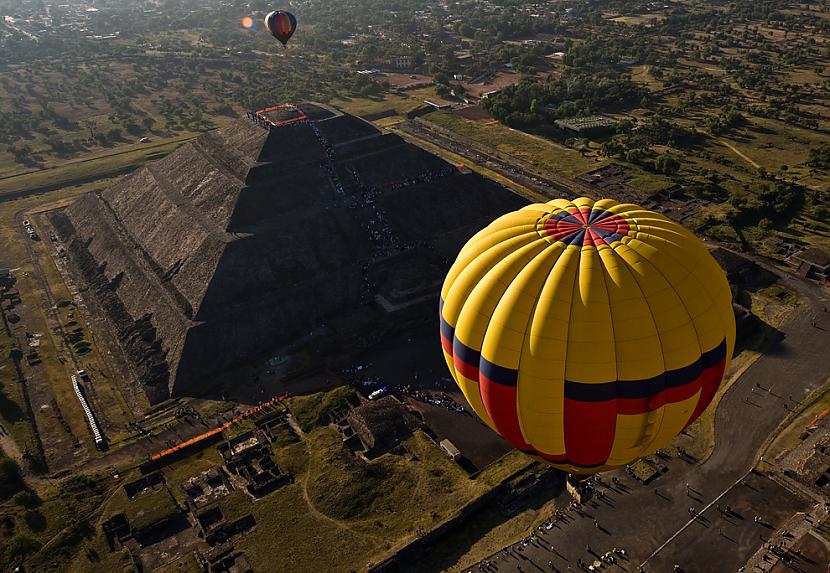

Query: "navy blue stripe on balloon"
left=563, top=340, right=728, bottom=402
left=452, top=336, right=480, bottom=369
left=589, top=209, right=615, bottom=224
left=440, top=311, right=518, bottom=387
left=439, top=313, right=454, bottom=343
left=447, top=326, right=725, bottom=396
left=550, top=210, right=580, bottom=224
left=442, top=299, right=728, bottom=402
left=561, top=229, right=585, bottom=246
left=481, top=360, right=519, bottom=387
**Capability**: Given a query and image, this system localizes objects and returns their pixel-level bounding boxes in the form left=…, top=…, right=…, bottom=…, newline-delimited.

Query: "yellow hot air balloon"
left=439, top=197, right=735, bottom=474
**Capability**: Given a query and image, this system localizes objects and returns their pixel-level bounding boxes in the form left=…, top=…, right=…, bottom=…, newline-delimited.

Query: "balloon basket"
left=566, top=473, right=594, bottom=503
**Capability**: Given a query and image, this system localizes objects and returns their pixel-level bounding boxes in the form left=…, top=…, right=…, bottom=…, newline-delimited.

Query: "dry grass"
left=0, top=135, right=195, bottom=197
left=763, top=378, right=830, bottom=464
left=423, top=111, right=603, bottom=178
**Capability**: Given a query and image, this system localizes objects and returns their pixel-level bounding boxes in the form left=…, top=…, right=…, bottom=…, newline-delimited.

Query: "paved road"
left=469, top=274, right=829, bottom=573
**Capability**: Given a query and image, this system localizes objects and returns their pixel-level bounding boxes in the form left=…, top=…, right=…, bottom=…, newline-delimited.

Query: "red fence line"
left=149, top=395, right=286, bottom=462
left=255, top=103, right=308, bottom=127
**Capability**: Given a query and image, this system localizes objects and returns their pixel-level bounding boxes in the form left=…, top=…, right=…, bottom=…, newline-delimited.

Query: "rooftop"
left=793, top=248, right=830, bottom=269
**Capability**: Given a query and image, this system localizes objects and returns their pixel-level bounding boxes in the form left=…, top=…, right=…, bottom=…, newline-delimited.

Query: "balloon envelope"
left=439, top=197, right=735, bottom=474
left=264, top=10, right=297, bottom=46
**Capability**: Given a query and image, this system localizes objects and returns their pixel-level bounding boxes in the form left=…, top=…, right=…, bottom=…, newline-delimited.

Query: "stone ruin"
left=217, top=430, right=292, bottom=498
left=48, top=102, right=525, bottom=402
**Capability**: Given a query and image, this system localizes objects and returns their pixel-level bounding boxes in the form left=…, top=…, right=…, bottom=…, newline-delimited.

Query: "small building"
left=217, top=431, right=291, bottom=497
left=565, top=474, right=593, bottom=503
left=123, top=471, right=165, bottom=498
left=377, top=54, right=415, bottom=70
left=554, top=116, right=617, bottom=138
left=423, top=99, right=452, bottom=111
left=790, top=248, right=830, bottom=282
left=439, top=439, right=461, bottom=461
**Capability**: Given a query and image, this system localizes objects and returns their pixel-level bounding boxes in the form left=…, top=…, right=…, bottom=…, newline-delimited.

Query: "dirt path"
left=0, top=423, right=23, bottom=461
left=298, top=461, right=375, bottom=542
left=0, top=425, right=51, bottom=490
left=719, top=138, right=761, bottom=169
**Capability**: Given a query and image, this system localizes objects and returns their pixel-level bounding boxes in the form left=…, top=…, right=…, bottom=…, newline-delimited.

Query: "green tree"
left=12, top=491, right=39, bottom=509
left=0, top=458, right=23, bottom=499
left=625, top=148, right=646, bottom=164
left=3, top=534, right=42, bottom=560
left=654, top=154, right=680, bottom=175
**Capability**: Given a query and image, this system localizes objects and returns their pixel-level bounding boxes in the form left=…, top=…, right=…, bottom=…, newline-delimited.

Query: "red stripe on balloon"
left=563, top=398, right=617, bottom=467
left=440, top=332, right=453, bottom=355
left=615, top=358, right=725, bottom=417
left=277, top=13, right=292, bottom=34
left=665, top=375, right=703, bottom=404
left=480, top=376, right=532, bottom=450
left=452, top=354, right=479, bottom=383
left=683, top=356, right=727, bottom=429
left=616, top=394, right=665, bottom=416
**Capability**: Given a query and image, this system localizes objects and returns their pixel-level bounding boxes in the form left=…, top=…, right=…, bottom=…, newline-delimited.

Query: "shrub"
left=12, top=491, right=39, bottom=509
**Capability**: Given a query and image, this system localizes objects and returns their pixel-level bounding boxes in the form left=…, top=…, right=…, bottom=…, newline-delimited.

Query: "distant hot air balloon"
left=439, top=197, right=735, bottom=474
left=264, top=10, right=297, bottom=46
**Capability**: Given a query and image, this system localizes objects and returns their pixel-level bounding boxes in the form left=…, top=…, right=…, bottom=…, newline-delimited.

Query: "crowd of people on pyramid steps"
left=398, top=384, right=469, bottom=416
left=246, top=111, right=456, bottom=270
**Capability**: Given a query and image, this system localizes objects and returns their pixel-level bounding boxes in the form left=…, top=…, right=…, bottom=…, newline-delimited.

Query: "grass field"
left=159, top=446, right=226, bottom=504
left=237, top=425, right=494, bottom=572
left=0, top=134, right=195, bottom=197
left=0, top=229, right=90, bottom=457
left=234, top=410, right=532, bottom=572
left=715, top=116, right=830, bottom=181
left=286, top=386, right=356, bottom=433
left=0, top=325, right=38, bottom=460
left=0, top=474, right=119, bottom=572
left=763, top=377, right=830, bottom=465
left=630, top=65, right=665, bottom=91
left=390, top=126, right=546, bottom=202
left=0, top=181, right=119, bottom=468
left=423, top=111, right=604, bottom=178
left=154, top=552, right=202, bottom=573
left=331, top=86, right=440, bottom=120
